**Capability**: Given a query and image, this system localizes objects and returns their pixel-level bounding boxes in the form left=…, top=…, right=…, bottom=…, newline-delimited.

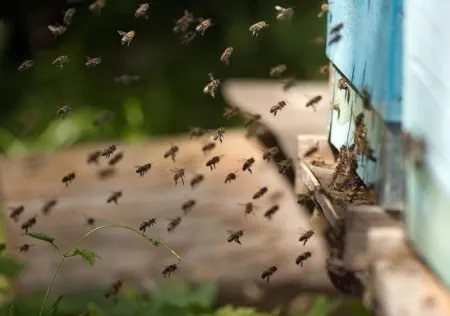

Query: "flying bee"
left=18, top=60, right=34, bottom=72
left=19, top=243, right=34, bottom=253
left=270, top=64, right=287, bottom=78
left=87, top=150, right=102, bottom=165
left=403, top=132, right=426, bottom=168
left=56, top=105, right=72, bottom=118
left=213, top=127, right=226, bottom=143
left=361, top=88, right=372, bottom=110
left=52, top=55, right=69, bottom=68
left=277, top=158, right=293, bottom=174
left=167, top=216, right=182, bottom=232
left=85, top=56, right=102, bottom=67
left=135, top=3, right=149, bottom=19
left=263, top=147, right=279, bottom=162
left=319, top=64, right=330, bottom=75
left=98, top=167, right=116, bottom=180
left=241, top=157, right=255, bottom=174
left=238, top=202, right=257, bottom=216
left=299, top=229, right=314, bottom=246
left=227, top=229, right=244, bottom=245
left=224, top=170, right=239, bottom=183
left=173, top=10, right=194, bottom=34
left=102, top=144, right=117, bottom=158
left=253, top=186, right=268, bottom=199
left=180, top=30, right=197, bottom=45
left=220, top=47, right=234, bottom=65
left=108, top=152, right=124, bottom=166
left=162, top=264, right=178, bottom=278
left=206, top=155, right=222, bottom=170
left=305, top=95, right=322, bottom=111
left=223, top=106, right=240, bottom=119
left=249, top=21, right=269, bottom=37
left=282, top=77, right=297, bottom=91
left=243, top=113, right=262, bottom=128
left=139, top=218, right=156, bottom=233
left=261, top=266, right=278, bottom=283
left=170, top=168, right=185, bottom=185
left=330, top=22, right=344, bottom=34
left=264, top=204, right=279, bottom=220
left=189, top=127, right=205, bottom=139
left=164, top=145, right=179, bottom=162
left=48, top=24, right=66, bottom=37
left=41, top=199, right=57, bottom=215
left=9, top=205, right=24, bottom=222
left=310, top=36, right=325, bottom=46
left=190, top=174, right=204, bottom=188
left=86, top=216, right=96, bottom=226
left=318, top=3, right=329, bottom=18
left=62, top=172, right=76, bottom=187
left=203, top=73, right=221, bottom=98
left=181, top=199, right=196, bottom=215
left=195, top=18, right=213, bottom=36
left=21, top=215, right=37, bottom=233
left=106, top=191, right=122, bottom=204
left=338, top=78, right=349, bottom=90
left=328, top=34, right=342, bottom=45
left=303, top=141, right=319, bottom=158
left=117, top=30, right=135, bottom=46
left=63, top=8, right=76, bottom=25
left=105, top=280, right=123, bottom=298
left=330, top=103, right=340, bottom=118
left=270, top=100, right=287, bottom=116
left=275, top=5, right=294, bottom=21
left=89, top=0, right=106, bottom=13
left=295, top=251, right=312, bottom=267
left=135, top=163, right=152, bottom=177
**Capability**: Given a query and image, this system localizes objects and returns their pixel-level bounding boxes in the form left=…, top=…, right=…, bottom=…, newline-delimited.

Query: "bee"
left=330, top=22, right=344, bottom=34
left=223, top=106, right=240, bottom=119
left=135, top=163, right=152, bottom=177
left=9, top=206, right=24, bottom=223
left=270, top=101, right=287, bottom=116
left=261, top=266, right=278, bottom=283
left=338, top=78, right=349, bottom=90
left=86, top=217, right=96, bottom=226
left=93, top=110, right=113, bottom=127
left=328, top=34, right=342, bottom=45
left=206, top=155, right=222, bottom=170
left=170, top=168, right=185, bottom=185
left=275, top=5, right=294, bottom=21
left=41, top=199, right=57, bottom=215
left=180, top=30, right=197, bottom=45
left=241, top=157, right=255, bottom=174
left=52, top=55, right=69, bottom=68
left=105, top=280, right=123, bottom=298
left=102, top=144, right=117, bottom=159
left=277, top=158, right=293, bottom=174
left=330, top=103, right=340, bottom=118
left=299, top=229, right=314, bottom=246
left=318, top=3, right=329, bottom=18
left=311, top=157, right=327, bottom=167
left=21, top=215, right=37, bottom=233
left=117, top=30, right=135, bottom=46
left=319, top=64, right=330, bottom=75
left=203, top=73, right=221, bottom=98
left=270, top=64, right=287, bottom=78
left=238, top=202, right=256, bottom=216
left=106, top=191, right=122, bottom=204
left=89, top=0, right=106, bottom=13
left=295, top=251, right=312, bottom=267
left=62, top=172, right=76, bottom=187
left=305, top=95, right=322, bottom=111
left=190, top=174, right=204, bottom=188
left=108, top=152, right=124, bottom=166
left=195, top=18, right=213, bottom=36
left=201, top=142, right=216, bottom=155
left=181, top=199, right=196, bottom=215
left=56, top=105, right=72, bottom=118
left=249, top=21, right=269, bottom=37
left=263, top=147, right=279, bottom=162
left=303, top=141, right=319, bottom=158
left=282, top=77, right=297, bottom=91
left=264, top=205, right=279, bottom=220
left=310, top=36, right=325, bottom=45
left=18, top=60, right=34, bottom=72
left=19, top=243, right=34, bottom=253
left=162, top=264, right=178, bottom=278
left=48, top=25, right=66, bottom=37
left=213, top=127, right=226, bottom=143
left=139, top=218, right=156, bottom=233
left=114, top=74, right=141, bottom=85
left=243, top=113, right=262, bottom=128
left=220, top=47, right=234, bottom=65
left=403, top=132, right=426, bottom=168
left=167, top=216, right=182, bottom=232
left=164, top=145, right=179, bottom=162
left=173, top=10, right=194, bottom=34
left=87, top=150, right=102, bottom=165
left=63, top=8, right=76, bottom=25
left=253, top=187, right=268, bottom=199
left=361, top=88, right=372, bottom=110
left=189, top=127, right=205, bottom=139
left=224, top=170, right=239, bottom=183
left=135, top=3, right=149, bottom=19
left=227, top=229, right=244, bottom=245
left=85, top=56, right=102, bottom=67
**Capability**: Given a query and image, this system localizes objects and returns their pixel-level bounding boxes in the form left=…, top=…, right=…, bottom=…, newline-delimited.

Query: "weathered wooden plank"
left=0, top=130, right=333, bottom=297
left=326, top=0, right=403, bottom=122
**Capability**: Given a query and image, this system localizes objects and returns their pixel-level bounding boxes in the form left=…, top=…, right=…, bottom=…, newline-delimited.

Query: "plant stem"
left=38, top=256, right=65, bottom=316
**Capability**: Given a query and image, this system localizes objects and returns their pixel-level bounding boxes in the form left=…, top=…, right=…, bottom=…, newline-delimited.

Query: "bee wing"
left=274, top=5, right=284, bottom=12
left=117, top=30, right=125, bottom=36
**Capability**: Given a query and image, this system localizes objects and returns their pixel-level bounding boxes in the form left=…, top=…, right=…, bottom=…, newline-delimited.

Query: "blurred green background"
left=0, top=0, right=326, bottom=156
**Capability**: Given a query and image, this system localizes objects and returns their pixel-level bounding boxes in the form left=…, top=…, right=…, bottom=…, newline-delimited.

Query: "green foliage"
left=0, top=256, right=24, bottom=277
left=303, top=295, right=342, bottom=316
left=70, top=248, right=97, bottom=266
left=26, top=232, right=55, bottom=244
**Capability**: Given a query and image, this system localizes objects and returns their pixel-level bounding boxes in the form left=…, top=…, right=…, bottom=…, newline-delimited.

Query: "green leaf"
left=188, top=281, right=219, bottom=309
left=49, top=295, right=63, bottom=316
left=27, top=232, right=55, bottom=244
left=73, top=248, right=97, bottom=265
left=0, top=256, right=25, bottom=277
left=151, top=239, right=161, bottom=246
left=86, top=303, right=106, bottom=316
left=305, top=296, right=342, bottom=316
left=345, top=298, right=372, bottom=316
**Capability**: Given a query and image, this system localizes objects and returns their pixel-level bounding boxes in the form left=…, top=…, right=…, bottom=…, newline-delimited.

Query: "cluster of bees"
left=7, top=0, right=350, bottom=303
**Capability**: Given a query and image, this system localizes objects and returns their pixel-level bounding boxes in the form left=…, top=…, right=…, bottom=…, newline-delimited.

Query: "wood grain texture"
left=0, top=130, right=333, bottom=297
left=326, top=0, right=403, bottom=122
